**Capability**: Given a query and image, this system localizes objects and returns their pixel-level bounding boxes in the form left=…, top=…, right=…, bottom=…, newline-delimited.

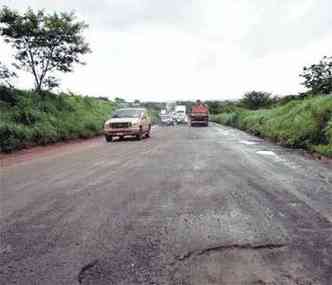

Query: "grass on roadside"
left=0, top=87, right=114, bottom=152
left=210, top=95, right=332, bottom=157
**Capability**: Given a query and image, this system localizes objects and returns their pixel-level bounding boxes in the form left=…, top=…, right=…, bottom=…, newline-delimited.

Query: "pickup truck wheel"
left=136, top=128, right=143, bottom=140
left=146, top=125, right=151, bottom=138
left=105, top=135, right=113, bottom=142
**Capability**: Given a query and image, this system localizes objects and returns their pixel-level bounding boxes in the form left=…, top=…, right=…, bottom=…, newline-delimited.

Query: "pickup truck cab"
left=104, top=108, right=151, bottom=142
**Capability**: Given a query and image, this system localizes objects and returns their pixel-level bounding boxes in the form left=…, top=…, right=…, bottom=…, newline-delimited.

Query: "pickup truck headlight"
left=132, top=122, right=139, bottom=128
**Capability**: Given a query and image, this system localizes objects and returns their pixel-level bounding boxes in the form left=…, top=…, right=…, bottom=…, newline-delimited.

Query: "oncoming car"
left=104, top=108, right=152, bottom=142
left=160, top=113, right=175, bottom=126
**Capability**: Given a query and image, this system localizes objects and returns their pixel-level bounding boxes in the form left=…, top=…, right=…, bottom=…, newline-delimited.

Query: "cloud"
left=1, top=0, right=193, bottom=30
left=240, top=0, right=332, bottom=57
left=1, top=0, right=332, bottom=101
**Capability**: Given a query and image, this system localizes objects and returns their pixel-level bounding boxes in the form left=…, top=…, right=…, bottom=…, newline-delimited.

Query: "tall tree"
left=300, top=56, right=332, bottom=95
left=0, top=7, right=91, bottom=92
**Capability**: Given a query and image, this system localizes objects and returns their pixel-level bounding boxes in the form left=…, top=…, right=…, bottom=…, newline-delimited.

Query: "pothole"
left=0, top=244, right=12, bottom=255
left=78, top=260, right=99, bottom=284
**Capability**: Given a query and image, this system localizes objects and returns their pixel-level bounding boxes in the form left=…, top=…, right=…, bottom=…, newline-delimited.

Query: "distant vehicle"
left=175, top=105, right=187, bottom=124
left=159, top=109, right=174, bottom=126
left=160, top=113, right=175, bottom=126
left=190, top=100, right=209, bottom=127
left=104, top=108, right=151, bottom=142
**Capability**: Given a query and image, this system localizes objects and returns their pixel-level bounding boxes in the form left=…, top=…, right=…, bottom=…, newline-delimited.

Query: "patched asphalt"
left=1, top=125, right=331, bottom=284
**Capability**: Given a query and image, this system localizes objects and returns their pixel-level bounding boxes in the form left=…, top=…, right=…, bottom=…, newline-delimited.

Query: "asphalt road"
left=1, top=124, right=332, bottom=285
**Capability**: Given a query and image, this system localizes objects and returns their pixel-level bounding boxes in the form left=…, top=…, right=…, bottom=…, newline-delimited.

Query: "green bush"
left=0, top=122, right=34, bottom=151
left=0, top=87, right=114, bottom=152
left=0, top=86, right=19, bottom=105
left=313, top=144, right=332, bottom=157
left=326, top=121, right=332, bottom=141
left=213, top=95, right=332, bottom=157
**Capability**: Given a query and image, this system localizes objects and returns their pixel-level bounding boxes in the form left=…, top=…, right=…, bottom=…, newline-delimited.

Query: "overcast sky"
left=1, top=0, right=332, bottom=101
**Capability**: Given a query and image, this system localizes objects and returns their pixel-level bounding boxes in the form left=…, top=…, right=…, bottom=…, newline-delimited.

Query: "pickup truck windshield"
left=112, top=109, right=143, bottom=118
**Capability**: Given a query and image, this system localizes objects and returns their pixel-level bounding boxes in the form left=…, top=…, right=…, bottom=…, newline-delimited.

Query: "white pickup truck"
left=104, top=108, right=151, bottom=142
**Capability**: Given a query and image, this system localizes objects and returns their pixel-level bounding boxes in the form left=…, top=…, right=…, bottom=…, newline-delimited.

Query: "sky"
left=1, top=0, right=332, bottom=101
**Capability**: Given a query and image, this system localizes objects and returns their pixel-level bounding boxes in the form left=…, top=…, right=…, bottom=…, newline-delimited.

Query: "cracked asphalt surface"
left=1, top=124, right=332, bottom=284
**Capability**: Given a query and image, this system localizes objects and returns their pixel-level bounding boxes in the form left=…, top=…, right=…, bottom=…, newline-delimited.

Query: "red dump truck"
left=190, top=100, right=209, bottom=127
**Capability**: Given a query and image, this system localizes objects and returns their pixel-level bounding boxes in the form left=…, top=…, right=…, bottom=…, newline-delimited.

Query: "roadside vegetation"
left=211, top=56, right=332, bottom=157
left=211, top=95, right=332, bottom=157
left=0, top=7, right=114, bottom=153
left=0, top=87, right=114, bottom=152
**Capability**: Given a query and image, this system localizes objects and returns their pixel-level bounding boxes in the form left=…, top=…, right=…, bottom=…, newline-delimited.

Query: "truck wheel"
left=105, top=135, right=113, bottom=142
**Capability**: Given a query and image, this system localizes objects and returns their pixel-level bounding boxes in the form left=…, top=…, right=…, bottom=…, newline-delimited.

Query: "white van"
left=175, top=105, right=187, bottom=124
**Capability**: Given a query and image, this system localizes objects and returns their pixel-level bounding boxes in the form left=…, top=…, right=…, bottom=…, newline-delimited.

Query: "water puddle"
left=256, top=150, right=277, bottom=156
left=256, top=150, right=298, bottom=169
left=240, top=140, right=258, bottom=145
left=256, top=150, right=285, bottom=163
